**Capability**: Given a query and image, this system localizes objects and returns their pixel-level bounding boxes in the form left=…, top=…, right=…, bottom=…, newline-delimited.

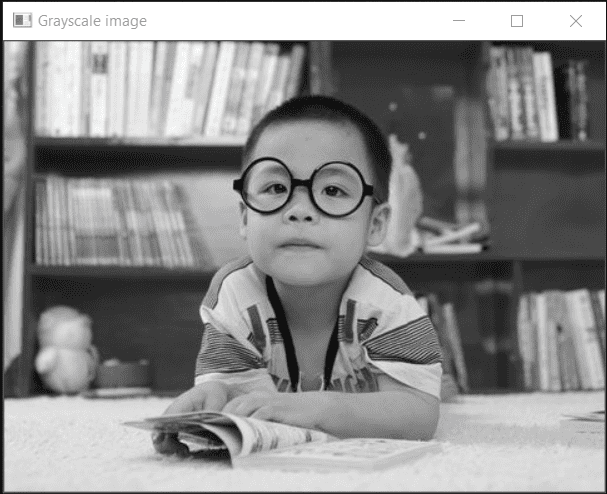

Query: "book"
left=560, top=410, right=605, bottom=435
left=421, top=243, right=484, bottom=255
left=123, top=411, right=442, bottom=470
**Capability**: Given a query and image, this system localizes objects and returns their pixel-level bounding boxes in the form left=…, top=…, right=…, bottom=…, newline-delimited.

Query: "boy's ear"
left=238, top=201, right=248, bottom=240
left=366, top=202, right=391, bottom=247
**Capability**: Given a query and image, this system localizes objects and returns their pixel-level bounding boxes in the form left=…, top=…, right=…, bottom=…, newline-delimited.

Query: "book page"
left=221, top=413, right=335, bottom=458
left=124, top=410, right=334, bottom=459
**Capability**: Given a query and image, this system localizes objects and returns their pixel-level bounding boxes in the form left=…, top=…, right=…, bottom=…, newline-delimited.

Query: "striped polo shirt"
left=194, top=255, right=443, bottom=399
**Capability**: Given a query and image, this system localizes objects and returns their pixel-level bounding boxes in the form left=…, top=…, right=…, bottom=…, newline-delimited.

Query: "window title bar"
left=4, top=2, right=606, bottom=41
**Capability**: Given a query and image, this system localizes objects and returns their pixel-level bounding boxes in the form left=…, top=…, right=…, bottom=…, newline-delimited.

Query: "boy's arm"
left=221, top=373, right=440, bottom=441
left=314, top=373, right=440, bottom=440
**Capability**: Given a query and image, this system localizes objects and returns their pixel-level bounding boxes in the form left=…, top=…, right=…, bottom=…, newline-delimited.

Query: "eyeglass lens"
left=242, top=160, right=364, bottom=216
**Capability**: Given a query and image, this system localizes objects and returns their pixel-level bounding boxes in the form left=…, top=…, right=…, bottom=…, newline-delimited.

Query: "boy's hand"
left=152, top=381, right=229, bottom=457
left=221, top=391, right=330, bottom=432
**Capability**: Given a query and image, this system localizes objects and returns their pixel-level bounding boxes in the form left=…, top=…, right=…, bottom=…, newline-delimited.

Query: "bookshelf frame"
left=8, top=40, right=605, bottom=397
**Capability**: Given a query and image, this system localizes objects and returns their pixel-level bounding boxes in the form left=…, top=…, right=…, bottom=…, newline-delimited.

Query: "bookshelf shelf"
left=371, top=252, right=606, bottom=264
left=491, top=140, right=605, bottom=152
left=34, top=135, right=248, bottom=149
left=30, top=265, right=217, bottom=280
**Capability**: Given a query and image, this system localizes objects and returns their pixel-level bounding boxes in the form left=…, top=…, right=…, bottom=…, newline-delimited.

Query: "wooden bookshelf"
left=8, top=40, right=605, bottom=398
left=491, top=140, right=605, bottom=152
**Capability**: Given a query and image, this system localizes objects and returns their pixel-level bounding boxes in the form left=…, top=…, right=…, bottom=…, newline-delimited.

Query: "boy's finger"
left=203, top=392, right=228, bottom=412
left=152, top=432, right=190, bottom=457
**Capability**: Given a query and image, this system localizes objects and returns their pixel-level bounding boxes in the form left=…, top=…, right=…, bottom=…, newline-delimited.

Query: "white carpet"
left=4, top=391, right=605, bottom=491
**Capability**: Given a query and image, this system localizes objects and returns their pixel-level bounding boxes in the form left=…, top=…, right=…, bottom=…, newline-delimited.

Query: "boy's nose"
left=283, top=187, right=319, bottom=223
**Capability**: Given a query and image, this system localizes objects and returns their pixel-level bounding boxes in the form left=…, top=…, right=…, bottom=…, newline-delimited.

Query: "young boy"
left=153, top=95, right=443, bottom=456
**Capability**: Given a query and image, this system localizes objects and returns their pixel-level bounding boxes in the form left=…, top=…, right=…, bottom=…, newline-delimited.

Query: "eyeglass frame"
left=233, top=157, right=378, bottom=218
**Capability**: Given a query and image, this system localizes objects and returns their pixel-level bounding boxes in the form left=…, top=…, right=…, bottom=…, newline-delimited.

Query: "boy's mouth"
left=278, top=239, right=322, bottom=249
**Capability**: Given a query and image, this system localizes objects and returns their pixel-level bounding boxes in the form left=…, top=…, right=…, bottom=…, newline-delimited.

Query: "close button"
left=570, top=15, right=582, bottom=27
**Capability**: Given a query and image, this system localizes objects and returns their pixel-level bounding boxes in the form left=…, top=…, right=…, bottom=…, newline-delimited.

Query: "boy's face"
left=239, top=120, right=390, bottom=287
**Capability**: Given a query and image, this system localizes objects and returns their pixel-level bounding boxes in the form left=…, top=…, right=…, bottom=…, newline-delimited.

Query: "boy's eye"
left=262, top=183, right=289, bottom=195
left=322, top=185, right=349, bottom=198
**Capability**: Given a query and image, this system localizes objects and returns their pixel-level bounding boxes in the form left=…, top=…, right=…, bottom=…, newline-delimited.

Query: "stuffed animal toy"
left=372, top=133, right=423, bottom=256
left=34, top=306, right=100, bottom=395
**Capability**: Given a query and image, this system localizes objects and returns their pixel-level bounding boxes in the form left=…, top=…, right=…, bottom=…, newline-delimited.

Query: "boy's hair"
left=242, top=95, right=392, bottom=204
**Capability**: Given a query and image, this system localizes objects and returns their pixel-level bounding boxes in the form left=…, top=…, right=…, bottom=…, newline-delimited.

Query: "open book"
left=123, top=411, right=442, bottom=470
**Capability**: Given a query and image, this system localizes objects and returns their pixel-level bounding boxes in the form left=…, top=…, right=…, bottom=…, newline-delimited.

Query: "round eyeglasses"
left=233, top=157, right=376, bottom=218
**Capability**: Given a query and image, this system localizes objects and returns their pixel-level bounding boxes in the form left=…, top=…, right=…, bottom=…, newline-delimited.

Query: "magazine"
left=123, top=411, right=442, bottom=470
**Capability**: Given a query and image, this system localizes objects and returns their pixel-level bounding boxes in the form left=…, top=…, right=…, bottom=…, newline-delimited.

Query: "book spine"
left=133, top=180, right=157, bottom=266
left=263, top=51, right=291, bottom=115
left=516, top=294, right=534, bottom=390
left=69, top=42, right=82, bottom=136
left=149, top=41, right=168, bottom=137
left=222, top=42, right=251, bottom=135
left=90, top=41, right=109, bottom=137
left=34, top=178, right=44, bottom=264
left=505, top=47, right=525, bottom=141
left=564, top=290, right=599, bottom=389
left=541, top=52, right=559, bottom=142
left=204, top=41, right=237, bottom=137
left=157, top=181, right=186, bottom=267
left=487, top=46, right=508, bottom=142
left=80, top=42, right=91, bottom=137
left=120, top=179, right=142, bottom=265
left=158, top=42, right=177, bottom=138
left=82, top=178, right=99, bottom=265
left=425, top=294, right=457, bottom=382
left=191, top=41, right=219, bottom=136
left=284, top=43, right=307, bottom=101
left=34, top=42, right=46, bottom=135
left=235, top=41, right=265, bottom=136
left=165, top=41, right=191, bottom=138
left=111, top=179, right=132, bottom=266
left=124, top=179, right=145, bottom=266
left=520, top=46, right=541, bottom=140
left=573, top=290, right=605, bottom=389
left=534, top=292, right=551, bottom=391
left=588, top=290, right=606, bottom=372
left=48, top=42, right=62, bottom=136
left=114, top=41, right=128, bottom=138
left=164, top=181, right=195, bottom=267
left=182, top=42, right=205, bottom=137
left=126, top=42, right=141, bottom=138
left=146, top=181, right=174, bottom=267
left=106, top=42, right=117, bottom=137
left=58, top=176, right=72, bottom=265
left=64, top=179, right=75, bottom=265
left=575, top=60, right=589, bottom=141
left=442, top=302, right=469, bottom=392
left=251, top=43, right=280, bottom=128
left=545, top=291, right=563, bottom=391
left=68, top=179, right=80, bottom=265
left=532, top=51, right=549, bottom=142
left=139, top=41, right=155, bottom=137
left=45, top=174, right=56, bottom=264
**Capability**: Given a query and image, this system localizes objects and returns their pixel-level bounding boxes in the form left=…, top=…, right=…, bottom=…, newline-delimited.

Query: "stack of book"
left=486, top=44, right=591, bottom=142
left=416, top=292, right=469, bottom=399
left=517, top=288, right=605, bottom=392
left=416, top=216, right=490, bottom=255
left=34, top=41, right=307, bottom=139
left=34, top=174, right=213, bottom=268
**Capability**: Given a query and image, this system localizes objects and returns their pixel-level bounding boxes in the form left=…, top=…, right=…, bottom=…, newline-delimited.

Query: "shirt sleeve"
left=193, top=268, right=276, bottom=394
left=361, top=294, right=443, bottom=400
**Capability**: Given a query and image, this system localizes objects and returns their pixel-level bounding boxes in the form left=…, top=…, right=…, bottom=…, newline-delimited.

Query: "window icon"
left=511, top=15, right=523, bottom=27
left=13, top=13, right=33, bottom=28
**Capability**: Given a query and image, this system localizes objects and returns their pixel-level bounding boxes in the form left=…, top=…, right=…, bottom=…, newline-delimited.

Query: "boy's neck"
left=271, top=275, right=352, bottom=336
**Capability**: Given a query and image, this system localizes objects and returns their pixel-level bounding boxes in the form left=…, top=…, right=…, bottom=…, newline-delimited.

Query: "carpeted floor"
left=4, top=391, right=605, bottom=491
